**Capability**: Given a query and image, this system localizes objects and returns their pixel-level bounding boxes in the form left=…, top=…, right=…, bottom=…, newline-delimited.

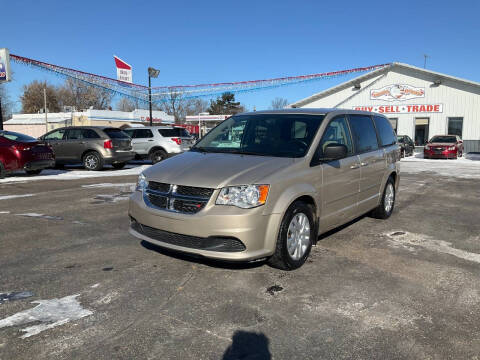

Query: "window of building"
left=448, top=117, right=463, bottom=138
left=348, top=115, right=379, bottom=153
left=373, top=116, right=397, bottom=147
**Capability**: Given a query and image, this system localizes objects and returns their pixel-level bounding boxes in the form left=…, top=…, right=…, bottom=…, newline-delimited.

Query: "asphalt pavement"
left=0, top=167, right=479, bottom=359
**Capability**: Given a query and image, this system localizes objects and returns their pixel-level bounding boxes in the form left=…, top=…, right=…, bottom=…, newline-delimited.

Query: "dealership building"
left=290, top=62, right=480, bottom=153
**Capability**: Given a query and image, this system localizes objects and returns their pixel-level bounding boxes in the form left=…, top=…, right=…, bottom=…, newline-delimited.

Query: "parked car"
left=424, top=135, right=463, bottom=159
left=129, top=109, right=400, bottom=270
left=39, top=126, right=134, bottom=171
left=397, top=135, right=415, bottom=157
left=0, top=130, right=55, bottom=178
left=123, top=126, right=194, bottom=164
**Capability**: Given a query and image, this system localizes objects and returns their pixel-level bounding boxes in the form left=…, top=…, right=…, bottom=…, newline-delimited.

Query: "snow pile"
left=401, top=155, right=480, bottom=179
left=0, top=165, right=149, bottom=184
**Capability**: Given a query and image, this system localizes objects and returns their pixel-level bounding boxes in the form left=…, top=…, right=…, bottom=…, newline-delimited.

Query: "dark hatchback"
left=0, top=130, right=55, bottom=178
left=39, top=126, right=135, bottom=171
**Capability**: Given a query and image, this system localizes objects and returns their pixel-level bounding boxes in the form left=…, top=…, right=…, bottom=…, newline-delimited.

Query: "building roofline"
left=289, top=62, right=480, bottom=107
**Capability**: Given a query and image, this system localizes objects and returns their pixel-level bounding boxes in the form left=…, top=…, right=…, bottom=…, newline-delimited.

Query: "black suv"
left=397, top=135, right=415, bottom=157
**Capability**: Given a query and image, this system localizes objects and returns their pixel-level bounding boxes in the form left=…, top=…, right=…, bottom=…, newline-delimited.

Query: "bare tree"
left=116, top=97, right=136, bottom=112
left=184, top=98, right=209, bottom=116
left=57, top=78, right=113, bottom=111
left=21, top=80, right=60, bottom=113
left=270, top=97, right=289, bottom=110
left=0, top=83, right=11, bottom=119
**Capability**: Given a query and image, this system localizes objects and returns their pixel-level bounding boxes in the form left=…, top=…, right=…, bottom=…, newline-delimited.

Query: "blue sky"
left=2, top=0, right=479, bottom=113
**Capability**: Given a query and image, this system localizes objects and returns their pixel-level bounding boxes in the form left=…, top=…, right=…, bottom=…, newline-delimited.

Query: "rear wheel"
left=112, top=162, right=126, bottom=169
left=268, top=201, right=314, bottom=270
left=83, top=151, right=104, bottom=171
left=150, top=149, right=168, bottom=164
left=0, top=161, right=5, bottom=179
left=371, top=177, right=395, bottom=219
left=26, top=169, right=42, bottom=175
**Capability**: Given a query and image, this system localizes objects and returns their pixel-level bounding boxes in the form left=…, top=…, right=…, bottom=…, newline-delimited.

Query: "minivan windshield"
left=430, top=135, right=457, bottom=143
left=191, top=114, right=324, bottom=158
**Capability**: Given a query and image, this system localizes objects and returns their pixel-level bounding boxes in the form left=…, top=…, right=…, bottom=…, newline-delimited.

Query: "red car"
left=424, top=135, right=464, bottom=159
left=0, top=130, right=55, bottom=178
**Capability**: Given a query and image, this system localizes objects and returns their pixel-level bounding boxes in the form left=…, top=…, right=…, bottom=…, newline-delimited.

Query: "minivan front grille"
left=144, top=182, right=214, bottom=214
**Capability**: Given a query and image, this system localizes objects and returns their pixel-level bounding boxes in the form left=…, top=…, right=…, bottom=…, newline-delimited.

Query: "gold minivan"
left=129, top=109, right=399, bottom=270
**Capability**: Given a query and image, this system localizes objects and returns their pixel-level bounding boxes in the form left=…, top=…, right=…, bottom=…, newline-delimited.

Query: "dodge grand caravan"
left=129, top=109, right=400, bottom=270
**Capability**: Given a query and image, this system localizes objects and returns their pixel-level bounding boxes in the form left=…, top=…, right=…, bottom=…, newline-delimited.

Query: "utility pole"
left=147, top=67, right=160, bottom=127
left=44, top=87, right=48, bottom=133
left=0, top=97, right=3, bottom=131
left=423, top=54, right=429, bottom=69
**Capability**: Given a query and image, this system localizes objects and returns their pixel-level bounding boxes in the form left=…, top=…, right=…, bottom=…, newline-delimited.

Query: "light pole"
left=148, top=67, right=160, bottom=126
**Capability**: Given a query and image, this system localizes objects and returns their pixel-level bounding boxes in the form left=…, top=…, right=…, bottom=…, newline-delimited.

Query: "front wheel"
left=371, top=177, right=395, bottom=219
left=83, top=151, right=104, bottom=171
left=268, top=201, right=315, bottom=270
left=26, top=169, right=42, bottom=175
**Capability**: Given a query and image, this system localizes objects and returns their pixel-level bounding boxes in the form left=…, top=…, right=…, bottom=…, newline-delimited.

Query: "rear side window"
left=103, top=128, right=130, bottom=139
left=373, top=116, right=396, bottom=146
left=134, top=129, right=154, bottom=138
left=158, top=128, right=189, bottom=137
left=123, top=129, right=135, bottom=138
left=348, top=115, right=379, bottom=153
left=66, top=129, right=83, bottom=140
left=82, top=129, right=100, bottom=139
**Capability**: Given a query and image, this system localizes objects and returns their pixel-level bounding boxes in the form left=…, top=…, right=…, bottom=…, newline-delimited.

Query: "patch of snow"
left=0, top=211, right=10, bottom=214
left=82, top=183, right=135, bottom=189
left=90, top=283, right=100, bottom=288
left=466, top=152, right=480, bottom=161
left=0, top=194, right=35, bottom=200
left=0, top=165, right=149, bottom=184
left=401, top=156, right=480, bottom=179
left=386, top=231, right=480, bottom=264
left=0, top=294, right=92, bottom=338
left=16, top=213, right=63, bottom=220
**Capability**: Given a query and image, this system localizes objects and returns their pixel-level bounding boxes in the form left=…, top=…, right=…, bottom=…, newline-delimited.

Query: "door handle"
left=361, top=162, right=368, bottom=166
left=350, top=164, right=360, bottom=169
left=148, top=139, right=154, bottom=142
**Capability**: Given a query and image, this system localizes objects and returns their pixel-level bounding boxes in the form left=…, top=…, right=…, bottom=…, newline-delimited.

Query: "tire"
left=26, top=169, right=42, bottom=175
left=0, top=161, right=5, bottom=179
left=150, top=149, right=168, bottom=164
left=371, top=177, right=396, bottom=219
left=112, top=162, right=126, bottom=169
left=268, top=201, right=315, bottom=270
left=83, top=151, right=104, bottom=171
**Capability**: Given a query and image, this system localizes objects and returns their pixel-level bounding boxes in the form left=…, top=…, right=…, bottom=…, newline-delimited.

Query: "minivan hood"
left=143, top=151, right=296, bottom=189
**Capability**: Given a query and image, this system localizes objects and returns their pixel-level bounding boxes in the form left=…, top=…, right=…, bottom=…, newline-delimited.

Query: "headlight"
left=136, top=173, right=147, bottom=192
left=216, top=185, right=270, bottom=209
left=424, top=145, right=430, bottom=150
left=448, top=146, right=456, bottom=150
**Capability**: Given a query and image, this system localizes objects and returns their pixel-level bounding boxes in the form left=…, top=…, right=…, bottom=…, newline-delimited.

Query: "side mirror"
left=322, top=143, right=348, bottom=161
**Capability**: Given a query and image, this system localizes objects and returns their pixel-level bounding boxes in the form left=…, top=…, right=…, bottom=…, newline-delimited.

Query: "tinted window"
left=103, top=128, right=130, bottom=139
left=448, top=117, right=463, bottom=137
left=123, top=129, right=135, bottom=138
left=82, top=129, right=100, bottom=139
left=348, top=115, right=379, bottom=153
left=158, top=128, right=190, bottom=137
left=0, top=131, right=37, bottom=142
left=134, top=129, right=154, bottom=138
left=44, top=129, right=66, bottom=140
left=373, top=116, right=396, bottom=146
left=66, top=129, right=83, bottom=140
left=430, top=135, right=457, bottom=143
left=319, top=116, right=353, bottom=156
left=193, top=114, right=323, bottom=158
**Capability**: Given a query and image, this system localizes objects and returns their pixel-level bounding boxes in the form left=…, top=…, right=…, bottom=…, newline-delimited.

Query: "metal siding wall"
left=301, top=68, right=480, bottom=149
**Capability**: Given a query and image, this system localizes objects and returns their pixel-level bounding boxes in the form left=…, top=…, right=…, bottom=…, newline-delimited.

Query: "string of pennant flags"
left=10, top=53, right=391, bottom=104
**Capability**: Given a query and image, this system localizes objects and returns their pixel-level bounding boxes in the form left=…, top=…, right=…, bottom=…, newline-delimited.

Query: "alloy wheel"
left=286, top=213, right=311, bottom=261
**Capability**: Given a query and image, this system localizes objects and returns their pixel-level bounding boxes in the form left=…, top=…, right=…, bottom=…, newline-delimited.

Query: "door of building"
left=415, top=118, right=429, bottom=145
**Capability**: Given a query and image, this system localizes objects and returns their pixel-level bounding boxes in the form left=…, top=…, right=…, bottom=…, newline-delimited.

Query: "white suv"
left=123, top=126, right=194, bottom=163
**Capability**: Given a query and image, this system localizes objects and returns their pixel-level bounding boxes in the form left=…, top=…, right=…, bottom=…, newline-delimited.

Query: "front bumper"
left=424, top=149, right=457, bottom=158
left=24, top=159, right=55, bottom=171
left=128, top=190, right=282, bottom=261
